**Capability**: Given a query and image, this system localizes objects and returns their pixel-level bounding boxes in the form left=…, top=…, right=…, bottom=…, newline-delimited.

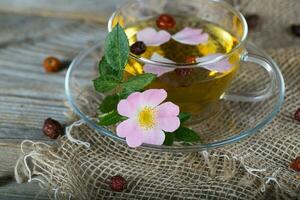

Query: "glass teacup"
left=108, top=0, right=282, bottom=120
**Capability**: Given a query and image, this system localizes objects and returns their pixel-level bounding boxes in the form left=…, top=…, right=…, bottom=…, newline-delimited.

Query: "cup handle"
left=223, top=52, right=277, bottom=102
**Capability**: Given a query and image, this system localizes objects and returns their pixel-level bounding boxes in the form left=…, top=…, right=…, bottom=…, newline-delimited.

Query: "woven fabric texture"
left=15, top=47, right=300, bottom=200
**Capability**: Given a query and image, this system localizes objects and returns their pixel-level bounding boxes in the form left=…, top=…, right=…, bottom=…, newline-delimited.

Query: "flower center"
left=138, top=107, right=156, bottom=130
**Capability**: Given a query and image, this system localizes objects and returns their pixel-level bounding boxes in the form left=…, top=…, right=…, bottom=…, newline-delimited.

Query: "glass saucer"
left=65, top=41, right=285, bottom=152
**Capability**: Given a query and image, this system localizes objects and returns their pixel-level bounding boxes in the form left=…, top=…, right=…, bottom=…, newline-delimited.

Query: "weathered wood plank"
left=0, top=181, right=49, bottom=200
left=0, top=13, right=107, bottom=141
left=0, top=144, right=50, bottom=199
left=0, top=0, right=125, bottom=23
left=0, top=15, right=102, bottom=198
left=0, top=2, right=123, bottom=199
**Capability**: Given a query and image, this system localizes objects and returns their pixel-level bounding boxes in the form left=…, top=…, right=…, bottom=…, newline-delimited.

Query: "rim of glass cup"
left=108, top=0, right=248, bottom=68
left=65, top=41, right=285, bottom=152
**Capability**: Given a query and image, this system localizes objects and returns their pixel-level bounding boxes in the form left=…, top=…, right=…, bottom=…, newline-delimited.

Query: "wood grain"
left=0, top=14, right=107, bottom=141
left=0, top=0, right=125, bottom=23
left=0, top=10, right=108, bottom=199
left=0, top=144, right=51, bottom=199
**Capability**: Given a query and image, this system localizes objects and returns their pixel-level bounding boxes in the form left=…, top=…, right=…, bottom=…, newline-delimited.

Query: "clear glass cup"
left=108, top=0, right=284, bottom=120
left=65, top=0, right=285, bottom=151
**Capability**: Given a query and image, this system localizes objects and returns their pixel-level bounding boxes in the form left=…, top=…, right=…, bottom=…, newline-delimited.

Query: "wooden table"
left=0, top=1, right=126, bottom=199
left=1, top=1, right=299, bottom=199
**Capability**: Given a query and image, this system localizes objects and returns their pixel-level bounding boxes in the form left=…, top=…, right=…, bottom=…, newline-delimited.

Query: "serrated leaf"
left=99, top=56, right=123, bottom=80
left=174, top=127, right=201, bottom=143
left=93, top=76, right=119, bottom=93
left=99, top=94, right=120, bottom=113
left=105, top=24, right=129, bottom=72
left=178, top=112, right=192, bottom=124
left=122, top=73, right=156, bottom=93
left=163, top=133, right=174, bottom=146
left=98, top=56, right=112, bottom=76
left=98, top=110, right=125, bottom=126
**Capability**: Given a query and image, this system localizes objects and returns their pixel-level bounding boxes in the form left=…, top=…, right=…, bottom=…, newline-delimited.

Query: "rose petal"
left=156, top=102, right=180, bottom=117
left=137, top=27, right=171, bottom=46
left=117, top=99, right=135, bottom=118
left=127, top=92, right=145, bottom=109
left=143, top=128, right=165, bottom=145
left=142, top=89, right=167, bottom=107
left=158, top=117, right=180, bottom=132
left=172, top=27, right=209, bottom=45
left=117, top=92, right=145, bottom=117
left=126, top=127, right=144, bottom=148
left=196, top=53, right=233, bottom=73
left=116, top=118, right=138, bottom=138
left=143, top=64, right=174, bottom=77
left=143, top=53, right=174, bottom=76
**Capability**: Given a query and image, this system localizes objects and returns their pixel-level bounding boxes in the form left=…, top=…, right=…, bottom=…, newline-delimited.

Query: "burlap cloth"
left=15, top=0, right=300, bottom=199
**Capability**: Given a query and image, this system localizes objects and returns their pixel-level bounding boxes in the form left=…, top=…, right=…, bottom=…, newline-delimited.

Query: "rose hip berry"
left=43, top=57, right=62, bottom=73
left=185, top=55, right=197, bottom=64
left=156, top=14, right=176, bottom=30
left=109, top=175, right=126, bottom=192
left=245, top=14, right=260, bottom=30
left=174, top=55, right=196, bottom=77
left=42, top=118, right=64, bottom=139
left=130, top=41, right=147, bottom=55
left=294, top=108, right=300, bottom=122
left=291, top=25, right=300, bottom=37
left=175, top=68, right=193, bottom=77
left=289, top=156, right=300, bottom=172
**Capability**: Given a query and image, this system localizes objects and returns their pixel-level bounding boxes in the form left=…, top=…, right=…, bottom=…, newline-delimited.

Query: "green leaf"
left=98, top=56, right=112, bottom=76
left=99, top=56, right=123, bottom=80
left=99, top=94, right=120, bottom=113
left=178, top=112, right=192, bottom=124
left=98, top=110, right=125, bottom=126
left=163, top=133, right=174, bottom=146
left=105, top=24, right=129, bottom=72
left=93, top=76, right=119, bottom=93
left=122, top=73, right=156, bottom=93
left=174, top=127, right=201, bottom=143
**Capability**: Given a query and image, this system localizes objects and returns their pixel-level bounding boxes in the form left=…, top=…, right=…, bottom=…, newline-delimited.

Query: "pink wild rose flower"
left=116, top=89, right=180, bottom=148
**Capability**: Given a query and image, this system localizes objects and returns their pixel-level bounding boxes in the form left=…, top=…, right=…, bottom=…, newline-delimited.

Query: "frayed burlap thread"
left=15, top=48, right=300, bottom=199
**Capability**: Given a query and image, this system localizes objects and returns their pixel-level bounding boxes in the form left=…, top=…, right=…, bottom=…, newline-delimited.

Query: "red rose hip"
left=295, top=108, right=300, bottom=122
left=174, top=55, right=195, bottom=77
left=185, top=55, right=197, bottom=64
left=109, top=175, right=126, bottom=192
left=175, top=68, right=193, bottom=77
left=42, top=118, right=64, bottom=139
left=291, top=25, right=300, bottom=37
left=289, top=156, right=300, bottom=172
left=43, top=57, right=62, bottom=73
left=156, top=14, right=176, bottom=29
left=245, top=14, right=260, bottom=30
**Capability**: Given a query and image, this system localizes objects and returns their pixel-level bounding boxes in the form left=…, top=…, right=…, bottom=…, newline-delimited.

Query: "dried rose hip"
left=109, top=175, right=126, bottom=192
left=43, top=57, right=62, bottom=73
left=289, top=156, right=300, bottom=172
left=245, top=14, right=260, bottom=30
left=42, top=118, right=64, bottom=139
left=175, top=68, right=193, bottom=77
left=185, top=55, right=197, bottom=64
left=294, top=108, right=300, bottom=122
left=130, top=41, right=147, bottom=55
left=156, top=14, right=176, bottom=29
left=291, top=25, right=300, bottom=37
left=174, top=56, right=195, bottom=77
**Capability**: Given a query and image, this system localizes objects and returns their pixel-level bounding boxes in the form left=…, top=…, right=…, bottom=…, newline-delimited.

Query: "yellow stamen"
left=138, top=107, right=156, bottom=130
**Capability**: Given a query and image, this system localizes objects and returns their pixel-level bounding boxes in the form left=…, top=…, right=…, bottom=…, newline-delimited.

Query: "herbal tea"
left=123, top=15, right=241, bottom=114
